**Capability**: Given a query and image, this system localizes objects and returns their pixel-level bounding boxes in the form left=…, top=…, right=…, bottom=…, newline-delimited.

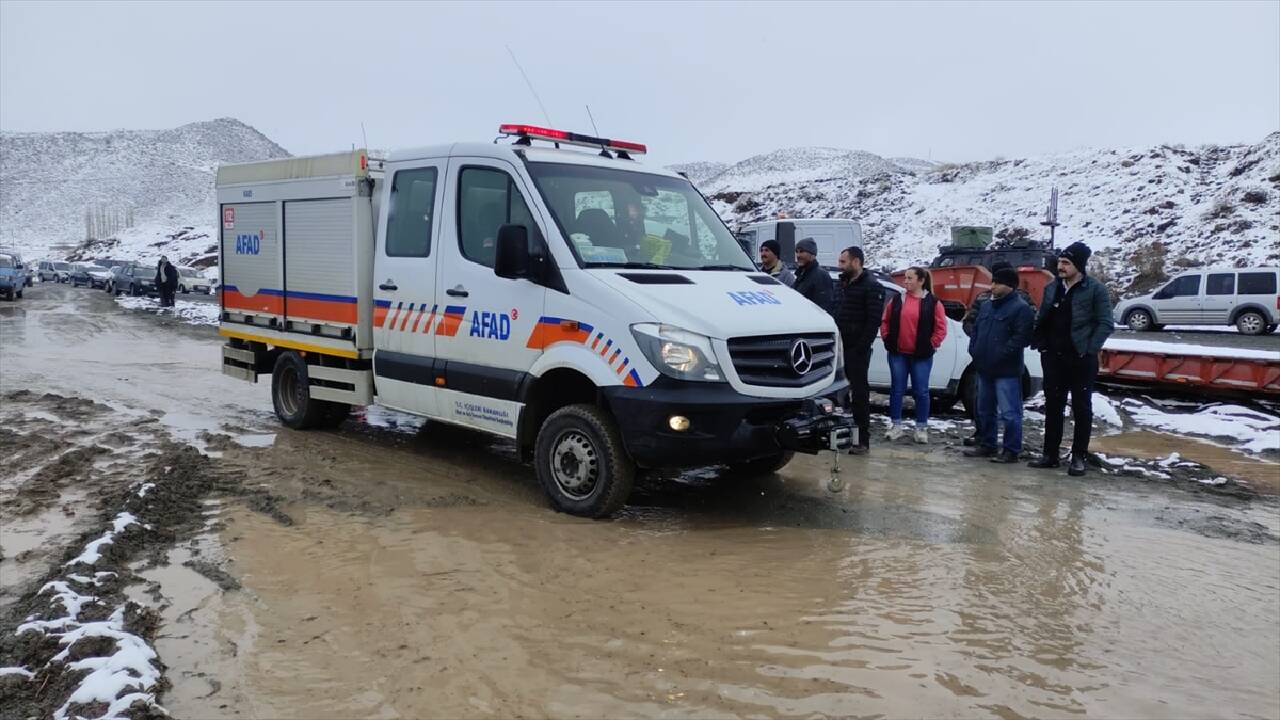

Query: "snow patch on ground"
left=1104, top=338, right=1280, bottom=361
left=1120, top=399, right=1280, bottom=454
left=1092, top=394, right=1124, bottom=427
left=64, top=512, right=137, bottom=567
left=114, top=295, right=219, bottom=326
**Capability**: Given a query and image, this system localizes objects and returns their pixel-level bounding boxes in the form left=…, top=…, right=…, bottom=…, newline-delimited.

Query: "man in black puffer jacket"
left=832, top=246, right=885, bottom=454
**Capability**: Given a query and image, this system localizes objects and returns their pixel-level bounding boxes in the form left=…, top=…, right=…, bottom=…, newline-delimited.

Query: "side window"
left=1167, top=275, right=1201, bottom=297
left=458, top=167, right=534, bottom=269
left=385, top=167, right=437, bottom=257
left=1239, top=272, right=1277, bottom=295
left=1206, top=273, right=1236, bottom=296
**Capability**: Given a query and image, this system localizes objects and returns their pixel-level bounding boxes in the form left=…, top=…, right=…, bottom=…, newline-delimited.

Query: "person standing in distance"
left=791, top=237, right=832, bottom=312
left=1028, top=241, right=1113, bottom=476
left=758, top=240, right=795, bottom=287
left=833, top=246, right=885, bottom=454
left=964, top=265, right=1035, bottom=462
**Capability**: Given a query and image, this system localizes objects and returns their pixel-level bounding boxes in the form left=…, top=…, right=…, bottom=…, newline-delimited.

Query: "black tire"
left=322, top=402, right=352, bottom=429
left=959, top=368, right=978, bottom=419
left=15, top=290, right=22, bottom=299
left=534, top=404, right=635, bottom=518
left=1125, top=308, right=1155, bottom=332
left=931, top=393, right=959, bottom=414
left=130, top=284, right=141, bottom=297
left=1235, top=310, right=1266, bottom=336
left=728, top=450, right=795, bottom=477
left=179, top=285, right=188, bottom=294
left=270, top=352, right=333, bottom=430
left=4, top=290, right=12, bottom=301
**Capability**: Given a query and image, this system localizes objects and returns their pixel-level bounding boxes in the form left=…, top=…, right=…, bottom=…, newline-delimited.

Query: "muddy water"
left=6, top=284, right=1280, bottom=718
left=1095, top=431, right=1280, bottom=493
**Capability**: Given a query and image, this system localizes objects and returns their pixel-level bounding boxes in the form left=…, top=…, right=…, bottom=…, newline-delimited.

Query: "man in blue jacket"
left=1028, top=241, right=1114, bottom=476
left=963, top=266, right=1035, bottom=463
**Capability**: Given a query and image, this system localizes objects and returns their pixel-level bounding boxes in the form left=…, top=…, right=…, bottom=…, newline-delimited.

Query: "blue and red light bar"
left=498, top=123, right=647, bottom=156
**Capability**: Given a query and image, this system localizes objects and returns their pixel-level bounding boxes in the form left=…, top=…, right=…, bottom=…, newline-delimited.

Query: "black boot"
left=962, top=434, right=979, bottom=447
left=1028, top=454, right=1061, bottom=469
left=1068, top=454, right=1087, bottom=476
left=963, top=445, right=996, bottom=458
left=990, top=449, right=1019, bottom=464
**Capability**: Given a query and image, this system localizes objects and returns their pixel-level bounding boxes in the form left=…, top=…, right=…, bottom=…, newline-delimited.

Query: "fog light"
left=668, top=415, right=690, bottom=432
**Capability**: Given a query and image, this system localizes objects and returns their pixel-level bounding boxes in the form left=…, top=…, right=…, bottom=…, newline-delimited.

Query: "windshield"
left=525, top=163, right=755, bottom=271
left=179, top=268, right=198, bottom=277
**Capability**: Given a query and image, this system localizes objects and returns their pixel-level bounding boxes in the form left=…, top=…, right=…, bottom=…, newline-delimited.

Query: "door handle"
left=446, top=285, right=469, bottom=298
left=379, top=280, right=398, bottom=291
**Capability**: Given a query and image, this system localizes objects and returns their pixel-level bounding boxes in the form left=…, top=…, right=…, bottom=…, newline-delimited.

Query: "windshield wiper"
left=695, top=264, right=752, bottom=271
left=585, top=261, right=679, bottom=270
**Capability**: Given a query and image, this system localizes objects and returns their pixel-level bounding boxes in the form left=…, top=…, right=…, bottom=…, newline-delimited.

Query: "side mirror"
left=495, top=224, right=532, bottom=280
left=14, top=263, right=23, bottom=269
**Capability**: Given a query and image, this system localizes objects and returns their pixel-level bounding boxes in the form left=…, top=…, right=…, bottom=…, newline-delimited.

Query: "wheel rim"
left=1240, top=314, right=1262, bottom=333
left=277, top=365, right=302, bottom=416
left=550, top=429, right=600, bottom=499
left=1129, top=311, right=1150, bottom=330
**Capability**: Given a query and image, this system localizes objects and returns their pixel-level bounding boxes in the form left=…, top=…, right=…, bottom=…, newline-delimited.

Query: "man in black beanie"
left=1029, top=241, right=1113, bottom=476
left=758, top=239, right=795, bottom=287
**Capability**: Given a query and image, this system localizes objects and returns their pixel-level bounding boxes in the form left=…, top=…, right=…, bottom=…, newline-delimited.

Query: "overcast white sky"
left=1, top=0, right=1277, bottom=165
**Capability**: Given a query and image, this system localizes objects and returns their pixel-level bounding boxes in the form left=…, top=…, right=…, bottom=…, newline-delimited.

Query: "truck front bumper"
left=601, top=377, right=851, bottom=469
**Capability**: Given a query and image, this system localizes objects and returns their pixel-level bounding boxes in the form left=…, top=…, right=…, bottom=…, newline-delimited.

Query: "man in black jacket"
left=156, top=256, right=179, bottom=307
left=833, top=246, right=885, bottom=453
left=790, top=237, right=832, bottom=313
left=1029, top=241, right=1113, bottom=476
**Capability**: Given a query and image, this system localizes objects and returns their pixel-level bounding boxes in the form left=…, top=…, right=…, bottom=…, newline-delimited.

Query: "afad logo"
left=727, top=289, right=781, bottom=306
left=469, top=309, right=513, bottom=340
left=234, top=231, right=262, bottom=255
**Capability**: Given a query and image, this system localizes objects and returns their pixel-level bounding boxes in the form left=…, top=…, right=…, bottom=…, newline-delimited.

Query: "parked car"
left=38, top=260, right=73, bottom=283
left=70, top=263, right=112, bottom=288
left=107, top=264, right=157, bottom=296
left=0, top=253, right=24, bottom=300
left=0, top=249, right=34, bottom=287
left=177, top=266, right=211, bottom=294
left=1115, top=267, right=1280, bottom=335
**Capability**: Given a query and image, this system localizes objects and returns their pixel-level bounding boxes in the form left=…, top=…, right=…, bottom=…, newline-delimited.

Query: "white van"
left=217, top=126, right=856, bottom=517
left=1115, top=267, right=1280, bottom=335
left=736, top=219, right=863, bottom=269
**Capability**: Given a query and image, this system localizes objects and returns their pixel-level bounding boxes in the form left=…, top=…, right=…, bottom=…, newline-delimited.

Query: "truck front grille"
left=726, top=333, right=837, bottom=388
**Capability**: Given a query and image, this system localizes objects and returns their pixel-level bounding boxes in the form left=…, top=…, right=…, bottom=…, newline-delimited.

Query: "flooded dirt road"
left=3, top=284, right=1279, bottom=719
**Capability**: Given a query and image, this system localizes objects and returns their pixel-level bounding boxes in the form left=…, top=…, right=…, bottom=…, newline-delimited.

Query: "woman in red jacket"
left=880, top=266, right=948, bottom=443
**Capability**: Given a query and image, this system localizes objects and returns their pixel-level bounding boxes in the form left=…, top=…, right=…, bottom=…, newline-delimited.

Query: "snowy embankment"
left=1104, top=338, right=1280, bottom=361
left=115, top=295, right=219, bottom=326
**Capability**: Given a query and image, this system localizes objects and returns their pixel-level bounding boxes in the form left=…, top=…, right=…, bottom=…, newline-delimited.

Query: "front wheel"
left=1236, top=311, right=1266, bottom=336
left=534, top=404, right=635, bottom=518
left=1126, top=309, right=1155, bottom=332
left=179, top=285, right=188, bottom=294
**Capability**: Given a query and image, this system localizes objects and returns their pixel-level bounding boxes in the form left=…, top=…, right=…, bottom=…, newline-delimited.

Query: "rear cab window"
left=385, top=167, right=438, bottom=257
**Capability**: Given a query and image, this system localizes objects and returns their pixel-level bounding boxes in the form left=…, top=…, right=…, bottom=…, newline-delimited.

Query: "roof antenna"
left=506, top=45, right=552, bottom=127
left=586, top=105, right=600, bottom=136
left=360, top=122, right=369, bottom=152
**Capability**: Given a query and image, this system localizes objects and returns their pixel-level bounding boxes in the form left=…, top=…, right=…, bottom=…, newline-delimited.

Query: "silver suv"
left=1115, top=267, right=1279, bottom=335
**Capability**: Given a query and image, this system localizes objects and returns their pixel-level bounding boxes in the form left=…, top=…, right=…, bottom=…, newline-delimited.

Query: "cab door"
left=431, top=157, right=549, bottom=438
left=1155, top=274, right=1202, bottom=324
left=371, top=160, right=445, bottom=417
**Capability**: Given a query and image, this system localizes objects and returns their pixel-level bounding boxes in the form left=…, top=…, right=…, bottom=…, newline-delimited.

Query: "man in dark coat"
left=963, top=265, right=1035, bottom=463
left=832, top=245, right=885, bottom=454
left=790, top=237, right=831, bottom=312
left=1028, top=241, right=1114, bottom=476
left=156, top=256, right=179, bottom=307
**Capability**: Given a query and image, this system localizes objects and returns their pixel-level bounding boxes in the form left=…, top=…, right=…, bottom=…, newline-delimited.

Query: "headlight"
left=630, top=323, right=724, bottom=382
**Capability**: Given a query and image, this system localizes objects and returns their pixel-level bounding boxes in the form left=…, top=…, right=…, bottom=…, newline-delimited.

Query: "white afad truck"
left=217, top=124, right=855, bottom=517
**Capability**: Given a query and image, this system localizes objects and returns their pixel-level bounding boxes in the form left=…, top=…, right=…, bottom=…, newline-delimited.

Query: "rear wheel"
left=1125, top=308, right=1154, bottom=332
left=1236, top=310, right=1266, bottom=336
left=959, top=368, right=978, bottom=419
left=271, top=351, right=337, bottom=430
left=535, top=404, right=634, bottom=518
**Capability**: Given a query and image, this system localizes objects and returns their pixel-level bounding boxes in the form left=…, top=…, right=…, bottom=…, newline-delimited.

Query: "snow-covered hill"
left=692, top=135, right=1280, bottom=294
left=0, top=118, right=289, bottom=265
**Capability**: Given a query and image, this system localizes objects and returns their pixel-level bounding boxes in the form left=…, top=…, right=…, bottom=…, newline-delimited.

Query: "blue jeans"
left=976, top=374, right=1023, bottom=453
left=887, top=352, right=933, bottom=425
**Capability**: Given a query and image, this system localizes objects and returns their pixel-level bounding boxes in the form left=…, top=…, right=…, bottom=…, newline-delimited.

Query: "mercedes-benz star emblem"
left=789, top=339, right=813, bottom=376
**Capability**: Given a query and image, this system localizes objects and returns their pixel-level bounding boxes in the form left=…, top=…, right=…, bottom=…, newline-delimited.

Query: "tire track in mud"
left=0, top=391, right=293, bottom=720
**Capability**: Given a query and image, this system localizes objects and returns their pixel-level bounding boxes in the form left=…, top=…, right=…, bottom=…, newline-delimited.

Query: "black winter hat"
left=760, top=239, right=781, bottom=257
left=992, top=266, right=1019, bottom=289
left=1058, top=241, right=1092, bottom=273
